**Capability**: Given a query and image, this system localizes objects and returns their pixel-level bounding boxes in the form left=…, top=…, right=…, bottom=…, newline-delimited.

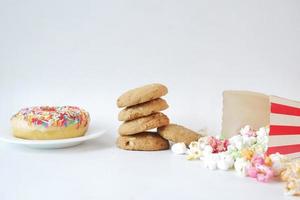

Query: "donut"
left=11, top=106, right=90, bottom=140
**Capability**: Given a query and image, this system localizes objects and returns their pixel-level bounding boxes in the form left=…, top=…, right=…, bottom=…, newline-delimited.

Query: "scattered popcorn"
left=256, top=165, right=274, bottom=183
left=242, top=135, right=257, bottom=147
left=256, top=127, right=269, bottom=145
left=189, top=141, right=200, bottom=154
left=186, top=141, right=202, bottom=160
left=203, top=145, right=213, bottom=156
left=240, top=125, right=251, bottom=136
left=251, top=154, right=265, bottom=166
left=202, top=153, right=219, bottom=170
left=281, top=159, right=300, bottom=195
left=187, top=151, right=202, bottom=160
left=198, top=136, right=210, bottom=149
left=284, top=178, right=300, bottom=196
left=264, top=156, right=273, bottom=167
left=234, top=158, right=251, bottom=177
left=270, top=153, right=289, bottom=176
left=229, top=135, right=244, bottom=150
left=171, top=125, right=299, bottom=195
left=207, top=136, right=229, bottom=153
left=217, top=153, right=234, bottom=170
left=251, top=143, right=266, bottom=155
left=171, top=143, right=187, bottom=155
left=246, top=155, right=274, bottom=183
left=240, top=149, right=254, bottom=161
left=281, top=159, right=300, bottom=182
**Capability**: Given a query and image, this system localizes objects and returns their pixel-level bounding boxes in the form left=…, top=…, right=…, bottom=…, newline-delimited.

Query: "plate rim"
left=0, top=129, right=107, bottom=145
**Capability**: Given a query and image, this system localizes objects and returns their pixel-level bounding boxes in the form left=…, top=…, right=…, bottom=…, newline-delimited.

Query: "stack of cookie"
left=116, top=83, right=170, bottom=151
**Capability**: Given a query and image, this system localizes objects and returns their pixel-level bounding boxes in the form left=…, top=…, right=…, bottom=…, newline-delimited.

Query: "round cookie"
left=158, top=124, right=202, bottom=145
left=117, top=83, right=168, bottom=108
left=118, top=98, right=169, bottom=121
left=116, top=132, right=170, bottom=151
left=118, top=112, right=169, bottom=135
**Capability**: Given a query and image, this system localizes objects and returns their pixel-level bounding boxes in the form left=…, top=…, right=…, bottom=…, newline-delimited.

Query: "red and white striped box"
left=267, top=96, right=300, bottom=158
left=222, top=91, right=300, bottom=158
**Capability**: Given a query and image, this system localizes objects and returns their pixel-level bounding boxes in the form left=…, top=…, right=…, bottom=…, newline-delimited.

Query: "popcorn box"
left=222, top=91, right=300, bottom=158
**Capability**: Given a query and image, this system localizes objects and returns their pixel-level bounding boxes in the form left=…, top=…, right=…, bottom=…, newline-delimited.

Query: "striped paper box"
left=267, top=96, right=300, bottom=158
left=222, top=91, right=300, bottom=159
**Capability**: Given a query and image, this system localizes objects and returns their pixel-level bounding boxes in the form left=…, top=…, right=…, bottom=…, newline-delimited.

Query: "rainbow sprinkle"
left=12, top=106, right=90, bottom=129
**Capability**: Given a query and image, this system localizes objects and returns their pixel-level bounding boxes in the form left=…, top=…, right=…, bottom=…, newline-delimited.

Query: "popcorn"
left=198, top=136, right=210, bottom=149
left=229, top=135, right=244, bottom=150
left=227, top=148, right=241, bottom=160
left=186, top=141, right=202, bottom=160
left=171, top=143, right=187, bottom=155
left=251, top=155, right=265, bottom=166
left=186, top=151, right=202, bottom=160
left=247, top=165, right=274, bottom=183
left=247, top=166, right=258, bottom=178
left=171, top=125, right=299, bottom=195
left=264, top=156, right=273, bottom=167
left=255, top=128, right=269, bottom=153
left=246, top=155, right=274, bottom=182
left=269, top=153, right=289, bottom=176
left=202, top=153, right=219, bottom=170
left=217, top=153, right=234, bottom=170
left=234, top=158, right=251, bottom=177
left=240, top=149, right=254, bottom=161
left=284, top=178, right=300, bottom=196
left=242, top=135, right=257, bottom=147
left=207, top=136, right=229, bottom=153
left=281, top=160, right=300, bottom=196
left=189, top=141, right=200, bottom=154
left=256, top=165, right=274, bottom=183
left=202, top=145, right=213, bottom=156
left=251, top=143, right=267, bottom=155
left=240, top=125, right=257, bottom=137
left=281, top=160, right=300, bottom=182
left=256, top=127, right=269, bottom=144
left=240, top=125, right=251, bottom=136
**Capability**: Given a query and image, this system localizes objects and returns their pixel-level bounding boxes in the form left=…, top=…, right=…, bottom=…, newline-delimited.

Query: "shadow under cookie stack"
left=116, top=83, right=170, bottom=151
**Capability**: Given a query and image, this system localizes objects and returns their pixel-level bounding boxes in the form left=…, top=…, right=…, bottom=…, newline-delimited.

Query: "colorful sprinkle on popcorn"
left=11, top=106, right=90, bottom=129
left=171, top=125, right=299, bottom=196
left=281, top=159, right=300, bottom=195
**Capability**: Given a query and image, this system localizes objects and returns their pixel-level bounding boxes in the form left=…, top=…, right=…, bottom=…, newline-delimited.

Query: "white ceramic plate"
left=0, top=125, right=107, bottom=149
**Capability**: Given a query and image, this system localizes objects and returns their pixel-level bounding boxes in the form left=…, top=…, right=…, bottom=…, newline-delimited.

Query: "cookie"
left=116, top=132, right=170, bottom=151
left=118, top=98, right=169, bottom=121
left=117, top=83, right=168, bottom=108
left=158, top=124, right=202, bottom=145
left=118, top=112, right=169, bottom=135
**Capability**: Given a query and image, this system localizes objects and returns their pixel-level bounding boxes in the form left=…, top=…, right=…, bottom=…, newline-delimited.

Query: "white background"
left=0, top=0, right=300, bottom=200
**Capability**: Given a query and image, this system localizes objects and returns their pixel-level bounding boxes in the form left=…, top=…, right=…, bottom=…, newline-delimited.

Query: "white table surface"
left=0, top=129, right=296, bottom=200
left=1, top=0, right=300, bottom=199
